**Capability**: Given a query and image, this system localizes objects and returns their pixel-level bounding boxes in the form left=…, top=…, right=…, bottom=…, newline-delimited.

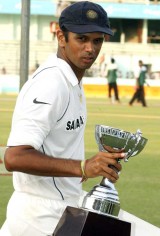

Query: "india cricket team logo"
left=86, top=10, right=98, bottom=20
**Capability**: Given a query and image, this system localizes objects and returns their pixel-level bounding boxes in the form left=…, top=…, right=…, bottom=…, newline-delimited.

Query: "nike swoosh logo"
left=33, top=98, right=51, bottom=105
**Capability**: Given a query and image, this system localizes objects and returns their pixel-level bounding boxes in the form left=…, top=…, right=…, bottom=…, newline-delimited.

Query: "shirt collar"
left=56, top=55, right=79, bottom=87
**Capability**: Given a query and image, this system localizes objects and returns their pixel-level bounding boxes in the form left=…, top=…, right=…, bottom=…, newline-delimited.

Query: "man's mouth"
left=82, top=57, right=94, bottom=63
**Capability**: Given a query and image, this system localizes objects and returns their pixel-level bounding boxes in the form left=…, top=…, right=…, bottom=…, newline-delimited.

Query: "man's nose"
left=85, top=42, right=95, bottom=53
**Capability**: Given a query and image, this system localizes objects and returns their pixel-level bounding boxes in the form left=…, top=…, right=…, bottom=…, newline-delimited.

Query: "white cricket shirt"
left=7, top=54, right=87, bottom=200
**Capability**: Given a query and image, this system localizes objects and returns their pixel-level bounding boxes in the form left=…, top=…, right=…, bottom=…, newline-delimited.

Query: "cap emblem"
left=86, top=10, right=98, bottom=20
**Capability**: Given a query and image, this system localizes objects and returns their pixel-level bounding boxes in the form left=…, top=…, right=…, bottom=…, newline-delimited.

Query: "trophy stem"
left=100, top=177, right=116, bottom=190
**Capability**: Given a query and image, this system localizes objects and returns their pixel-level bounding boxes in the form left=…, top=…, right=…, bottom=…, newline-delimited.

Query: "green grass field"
left=0, top=94, right=160, bottom=228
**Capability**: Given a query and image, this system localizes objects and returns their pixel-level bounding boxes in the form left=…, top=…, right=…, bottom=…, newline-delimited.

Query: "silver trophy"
left=81, top=125, right=148, bottom=218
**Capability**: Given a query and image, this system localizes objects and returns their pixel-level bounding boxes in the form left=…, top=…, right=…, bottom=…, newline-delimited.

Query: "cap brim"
left=64, top=24, right=114, bottom=36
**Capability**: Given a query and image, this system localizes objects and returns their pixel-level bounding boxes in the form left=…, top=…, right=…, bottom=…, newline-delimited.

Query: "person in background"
left=129, top=60, right=147, bottom=107
left=1, top=67, right=6, bottom=74
left=0, top=2, right=125, bottom=235
left=106, top=58, right=120, bottom=103
left=98, top=53, right=105, bottom=75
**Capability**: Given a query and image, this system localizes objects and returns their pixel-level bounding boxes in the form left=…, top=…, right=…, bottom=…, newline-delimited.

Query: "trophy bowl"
left=81, top=125, right=148, bottom=218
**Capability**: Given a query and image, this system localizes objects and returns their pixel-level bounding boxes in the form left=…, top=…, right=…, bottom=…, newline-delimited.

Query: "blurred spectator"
left=98, top=53, right=105, bottom=75
left=1, top=67, right=6, bottom=74
left=129, top=60, right=147, bottom=107
left=105, top=58, right=120, bottom=103
left=35, top=62, right=40, bottom=69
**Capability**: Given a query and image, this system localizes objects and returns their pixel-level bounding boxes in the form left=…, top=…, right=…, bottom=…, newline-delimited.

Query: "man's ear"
left=56, top=29, right=66, bottom=47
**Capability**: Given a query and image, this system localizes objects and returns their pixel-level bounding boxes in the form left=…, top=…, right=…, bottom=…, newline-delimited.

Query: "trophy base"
left=81, top=184, right=120, bottom=217
left=53, top=206, right=131, bottom=236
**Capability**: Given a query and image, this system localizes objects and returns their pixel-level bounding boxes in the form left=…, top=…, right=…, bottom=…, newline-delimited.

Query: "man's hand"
left=84, top=151, right=125, bottom=183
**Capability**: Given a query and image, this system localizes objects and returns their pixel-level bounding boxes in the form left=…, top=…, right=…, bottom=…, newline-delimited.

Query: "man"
left=106, top=57, right=120, bottom=103
left=0, top=2, right=125, bottom=235
left=129, top=60, right=147, bottom=107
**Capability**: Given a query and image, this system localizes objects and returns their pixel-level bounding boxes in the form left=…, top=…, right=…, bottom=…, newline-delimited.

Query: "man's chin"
left=82, top=63, right=94, bottom=70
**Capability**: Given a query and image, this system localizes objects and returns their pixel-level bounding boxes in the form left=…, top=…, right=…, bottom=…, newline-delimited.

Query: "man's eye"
left=78, top=36, right=86, bottom=42
left=94, top=38, right=104, bottom=44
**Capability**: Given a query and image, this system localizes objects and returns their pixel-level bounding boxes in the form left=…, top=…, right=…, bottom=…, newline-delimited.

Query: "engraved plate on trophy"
left=81, top=125, right=148, bottom=218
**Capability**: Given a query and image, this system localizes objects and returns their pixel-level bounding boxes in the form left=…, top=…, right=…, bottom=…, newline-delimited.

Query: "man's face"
left=61, top=32, right=105, bottom=70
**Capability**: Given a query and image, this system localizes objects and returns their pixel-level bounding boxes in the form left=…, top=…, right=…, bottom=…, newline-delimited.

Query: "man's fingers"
left=101, top=167, right=119, bottom=183
left=103, top=151, right=126, bottom=160
left=85, top=151, right=125, bottom=179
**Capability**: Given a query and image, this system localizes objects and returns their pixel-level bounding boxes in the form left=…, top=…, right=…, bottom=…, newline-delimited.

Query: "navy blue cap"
left=59, top=1, right=113, bottom=36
